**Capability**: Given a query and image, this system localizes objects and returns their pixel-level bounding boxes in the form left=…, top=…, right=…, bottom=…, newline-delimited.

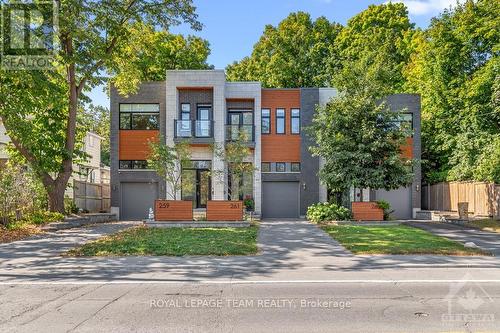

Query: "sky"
left=88, top=0, right=461, bottom=108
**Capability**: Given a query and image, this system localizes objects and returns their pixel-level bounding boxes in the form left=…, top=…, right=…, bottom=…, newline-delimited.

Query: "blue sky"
left=89, top=0, right=460, bottom=108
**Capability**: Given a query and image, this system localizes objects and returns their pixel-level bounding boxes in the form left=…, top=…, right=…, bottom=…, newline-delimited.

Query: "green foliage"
left=307, top=202, right=352, bottom=223
left=376, top=200, right=393, bottom=220
left=310, top=87, right=416, bottom=193
left=226, top=12, right=342, bottom=87
left=1, top=0, right=201, bottom=212
left=110, top=23, right=212, bottom=94
left=147, top=139, right=193, bottom=200
left=0, top=163, right=48, bottom=225
left=404, top=0, right=500, bottom=183
left=212, top=131, right=256, bottom=201
left=334, top=3, right=415, bottom=94
left=25, top=211, right=64, bottom=226
left=243, top=197, right=254, bottom=211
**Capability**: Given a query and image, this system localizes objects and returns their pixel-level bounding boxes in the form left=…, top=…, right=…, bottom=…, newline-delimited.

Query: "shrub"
left=376, top=200, right=393, bottom=220
left=307, top=202, right=352, bottom=223
left=243, top=197, right=254, bottom=211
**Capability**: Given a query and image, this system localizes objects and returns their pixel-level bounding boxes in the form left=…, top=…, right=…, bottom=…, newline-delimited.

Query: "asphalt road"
left=1, top=220, right=500, bottom=332
left=1, top=281, right=500, bottom=333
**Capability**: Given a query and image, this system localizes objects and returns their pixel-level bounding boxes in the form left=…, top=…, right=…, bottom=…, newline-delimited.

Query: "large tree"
left=333, top=2, right=415, bottom=94
left=404, top=0, right=499, bottom=183
left=310, top=88, right=415, bottom=195
left=0, top=0, right=201, bottom=213
left=226, top=12, right=342, bottom=88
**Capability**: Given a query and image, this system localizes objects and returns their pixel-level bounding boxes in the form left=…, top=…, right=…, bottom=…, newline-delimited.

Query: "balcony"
left=225, top=125, right=255, bottom=144
left=174, top=120, right=214, bottom=140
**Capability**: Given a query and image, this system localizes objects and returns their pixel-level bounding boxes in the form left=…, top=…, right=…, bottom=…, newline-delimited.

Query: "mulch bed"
left=0, top=225, right=43, bottom=243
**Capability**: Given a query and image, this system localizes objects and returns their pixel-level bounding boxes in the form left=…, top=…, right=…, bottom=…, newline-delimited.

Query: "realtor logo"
left=442, top=273, right=495, bottom=324
left=1, top=1, right=58, bottom=70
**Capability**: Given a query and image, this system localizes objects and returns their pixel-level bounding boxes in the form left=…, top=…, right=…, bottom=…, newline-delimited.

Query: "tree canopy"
left=226, top=12, right=342, bottom=88
left=404, top=0, right=499, bottom=183
left=0, top=0, right=206, bottom=212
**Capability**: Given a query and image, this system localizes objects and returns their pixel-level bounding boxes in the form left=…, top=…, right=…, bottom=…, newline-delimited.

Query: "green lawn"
left=67, top=226, right=259, bottom=256
left=466, top=219, right=500, bottom=233
left=321, top=225, right=488, bottom=255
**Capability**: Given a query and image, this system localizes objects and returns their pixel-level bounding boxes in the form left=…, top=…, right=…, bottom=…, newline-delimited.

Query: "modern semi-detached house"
left=111, top=70, right=421, bottom=220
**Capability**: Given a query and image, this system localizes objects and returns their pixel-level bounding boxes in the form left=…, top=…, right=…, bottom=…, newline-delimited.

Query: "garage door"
left=262, top=182, right=300, bottom=218
left=121, top=182, right=158, bottom=220
left=375, top=186, right=412, bottom=219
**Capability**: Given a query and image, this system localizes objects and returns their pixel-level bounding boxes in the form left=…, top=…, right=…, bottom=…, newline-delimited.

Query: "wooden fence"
left=422, top=181, right=500, bottom=217
left=73, top=180, right=111, bottom=213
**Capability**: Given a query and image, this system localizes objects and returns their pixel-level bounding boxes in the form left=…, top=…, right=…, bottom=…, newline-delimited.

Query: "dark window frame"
left=276, top=162, right=286, bottom=172
left=119, top=103, right=160, bottom=130
left=261, top=162, right=271, bottom=173
left=291, top=162, right=301, bottom=172
left=275, top=108, right=286, bottom=134
left=261, top=108, right=271, bottom=134
left=290, top=108, right=300, bottom=134
left=119, top=160, right=149, bottom=170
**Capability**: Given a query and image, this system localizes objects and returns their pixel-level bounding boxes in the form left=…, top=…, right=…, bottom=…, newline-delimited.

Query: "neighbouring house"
left=0, top=119, right=10, bottom=166
left=66, top=132, right=106, bottom=198
left=110, top=70, right=421, bottom=220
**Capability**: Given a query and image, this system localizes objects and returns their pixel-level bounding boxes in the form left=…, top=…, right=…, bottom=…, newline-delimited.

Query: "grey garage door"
left=121, top=182, right=158, bottom=220
left=262, top=182, right=300, bottom=218
left=375, top=186, right=412, bottom=219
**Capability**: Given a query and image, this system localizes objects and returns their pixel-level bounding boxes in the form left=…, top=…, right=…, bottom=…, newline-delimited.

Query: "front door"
left=196, top=169, right=211, bottom=208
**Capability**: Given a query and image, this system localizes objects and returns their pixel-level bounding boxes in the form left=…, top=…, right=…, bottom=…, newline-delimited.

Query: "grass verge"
left=321, top=224, right=488, bottom=255
left=466, top=219, right=500, bottom=233
left=67, top=225, right=259, bottom=256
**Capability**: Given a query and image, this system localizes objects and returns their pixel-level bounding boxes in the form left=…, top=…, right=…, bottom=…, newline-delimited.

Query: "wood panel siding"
left=155, top=200, right=193, bottom=221
left=206, top=200, right=243, bottom=221
left=119, top=130, right=159, bottom=160
left=261, top=89, right=301, bottom=162
left=352, top=202, right=384, bottom=221
left=401, top=137, right=413, bottom=159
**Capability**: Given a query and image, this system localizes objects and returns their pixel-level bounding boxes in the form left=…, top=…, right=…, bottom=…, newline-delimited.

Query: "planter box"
left=155, top=200, right=193, bottom=221
left=352, top=202, right=384, bottom=221
left=206, top=200, right=243, bottom=221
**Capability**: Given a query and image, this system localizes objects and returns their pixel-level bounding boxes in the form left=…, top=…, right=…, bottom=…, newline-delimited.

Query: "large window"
left=291, top=108, right=300, bottom=134
left=119, top=104, right=159, bottom=130
left=276, top=108, right=285, bottom=134
left=261, top=109, right=270, bottom=134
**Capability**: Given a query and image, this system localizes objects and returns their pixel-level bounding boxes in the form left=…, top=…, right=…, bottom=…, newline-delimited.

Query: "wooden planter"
left=154, top=200, right=193, bottom=221
left=206, top=200, right=243, bottom=221
left=352, top=202, right=384, bottom=221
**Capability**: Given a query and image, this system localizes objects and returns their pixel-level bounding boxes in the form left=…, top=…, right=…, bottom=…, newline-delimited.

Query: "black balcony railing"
left=225, top=125, right=255, bottom=142
left=175, top=120, right=214, bottom=138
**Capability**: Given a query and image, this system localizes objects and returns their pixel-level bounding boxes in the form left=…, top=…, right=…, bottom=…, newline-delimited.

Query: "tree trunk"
left=46, top=178, right=67, bottom=214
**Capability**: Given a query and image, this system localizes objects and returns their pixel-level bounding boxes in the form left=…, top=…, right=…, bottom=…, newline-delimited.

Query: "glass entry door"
left=196, top=170, right=211, bottom=208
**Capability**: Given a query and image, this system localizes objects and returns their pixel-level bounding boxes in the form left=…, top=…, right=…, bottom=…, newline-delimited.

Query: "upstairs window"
left=276, top=108, right=285, bottom=134
left=261, top=109, right=270, bottom=134
left=291, top=108, right=300, bottom=134
left=120, top=104, right=159, bottom=130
